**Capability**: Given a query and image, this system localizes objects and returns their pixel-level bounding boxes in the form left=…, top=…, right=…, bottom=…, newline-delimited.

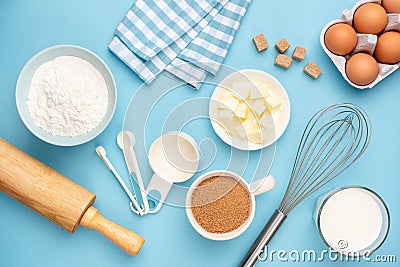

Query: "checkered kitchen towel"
left=109, top=0, right=251, bottom=89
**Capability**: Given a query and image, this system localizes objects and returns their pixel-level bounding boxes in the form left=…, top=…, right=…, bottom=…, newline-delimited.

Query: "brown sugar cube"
left=274, top=54, right=292, bottom=69
left=275, top=38, right=290, bottom=53
left=292, top=46, right=307, bottom=61
left=304, top=62, right=322, bottom=79
left=253, top=34, right=268, bottom=52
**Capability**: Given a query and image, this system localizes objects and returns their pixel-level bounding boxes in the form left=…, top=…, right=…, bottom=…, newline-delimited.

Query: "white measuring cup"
left=146, top=132, right=200, bottom=214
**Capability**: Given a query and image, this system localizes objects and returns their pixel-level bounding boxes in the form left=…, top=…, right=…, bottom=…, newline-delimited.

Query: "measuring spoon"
left=117, top=131, right=149, bottom=214
left=95, top=146, right=144, bottom=216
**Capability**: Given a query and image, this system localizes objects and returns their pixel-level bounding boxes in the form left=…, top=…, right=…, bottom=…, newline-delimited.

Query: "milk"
left=318, top=187, right=386, bottom=254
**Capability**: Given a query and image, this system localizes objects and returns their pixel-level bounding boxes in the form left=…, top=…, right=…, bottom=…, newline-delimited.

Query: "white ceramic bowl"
left=209, top=69, right=290, bottom=150
left=16, top=45, right=117, bottom=146
left=186, top=170, right=276, bottom=241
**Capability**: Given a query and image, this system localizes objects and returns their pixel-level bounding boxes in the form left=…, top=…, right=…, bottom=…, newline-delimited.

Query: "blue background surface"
left=0, top=0, right=398, bottom=266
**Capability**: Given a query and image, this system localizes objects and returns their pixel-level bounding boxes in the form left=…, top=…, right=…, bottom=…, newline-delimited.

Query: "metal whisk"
left=240, top=103, right=371, bottom=267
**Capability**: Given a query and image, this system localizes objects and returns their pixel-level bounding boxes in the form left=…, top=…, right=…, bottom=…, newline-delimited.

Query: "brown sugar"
left=304, top=62, right=322, bottom=79
left=274, top=54, right=292, bottom=69
left=292, top=46, right=307, bottom=61
left=275, top=38, right=290, bottom=53
left=253, top=34, right=269, bottom=52
left=191, top=176, right=251, bottom=233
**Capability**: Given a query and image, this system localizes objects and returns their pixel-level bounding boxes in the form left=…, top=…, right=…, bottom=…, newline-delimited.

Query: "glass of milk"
left=314, top=186, right=390, bottom=257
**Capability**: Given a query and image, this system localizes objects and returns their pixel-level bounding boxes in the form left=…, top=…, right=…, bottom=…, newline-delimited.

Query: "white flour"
left=27, top=56, right=109, bottom=137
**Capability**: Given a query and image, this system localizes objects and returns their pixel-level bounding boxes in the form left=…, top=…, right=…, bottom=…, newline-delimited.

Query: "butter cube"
left=242, top=118, right=255, bottom=134
left=217, top=100, right=228, bottom=110
left=266, top=93, right=281, bottom=113
left=251, top=99, right=267, bottom=117
left=235, top=103, right=248, bottom=119
left=247, top=112, right=261, bottom=128
left=231, top=81, right=251, bottom=99
left=222, top=95, right=240, bottom=112
left=259, top=112, right=272, bottom=128
left=248, top=85, right=263, bottom=99
left=240, top=114, right=262, bottom=144
left=247, top=130, right=263, bottom=144
left=219, top=89, right=231, bottom=101
left=246, top=99, right=256, bottom=106
left=249, top=82, right=270, bottom=99
left=244, top=120, right=263, bottom=143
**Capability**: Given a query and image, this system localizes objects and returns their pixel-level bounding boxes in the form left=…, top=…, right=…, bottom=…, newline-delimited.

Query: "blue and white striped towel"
left=109, top=0, right=251, bottom=89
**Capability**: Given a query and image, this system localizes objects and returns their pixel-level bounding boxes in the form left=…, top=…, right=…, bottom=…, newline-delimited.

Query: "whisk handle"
left=240, top=210, right=287, bottom=267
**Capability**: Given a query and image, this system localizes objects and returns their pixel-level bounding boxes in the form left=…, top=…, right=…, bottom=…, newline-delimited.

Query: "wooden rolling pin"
left=0, top=138, right=144, bottom=256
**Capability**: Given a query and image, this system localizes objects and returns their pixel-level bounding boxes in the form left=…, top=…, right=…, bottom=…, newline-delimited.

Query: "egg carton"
left=320, top=0, right=400, bottom=89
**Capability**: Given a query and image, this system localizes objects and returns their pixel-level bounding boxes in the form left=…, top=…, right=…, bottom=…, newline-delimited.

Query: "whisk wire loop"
left=279, top=103, right=371, bottom=214
left=280, top=118, right=355, bottom=213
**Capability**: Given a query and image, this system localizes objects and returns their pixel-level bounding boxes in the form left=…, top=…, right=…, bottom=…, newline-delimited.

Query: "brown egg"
left=382, top=0, right=400, bottom=13
left=374, top=31, right=400, bottom=64
left=324, top=23, right=357, bottom=56
left=346, top=53, right=379, bottom=86
left=353, top=3, right=388, bottom=34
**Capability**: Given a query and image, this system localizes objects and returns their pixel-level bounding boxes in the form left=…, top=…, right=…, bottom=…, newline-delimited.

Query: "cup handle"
left=249, top=175, right=276, bottom=196
left=145, top=173, right=172, bottom=214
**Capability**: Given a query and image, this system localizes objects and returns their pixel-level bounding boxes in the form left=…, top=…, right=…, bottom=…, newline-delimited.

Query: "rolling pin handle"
left=80, top=206, right=144, bottom=256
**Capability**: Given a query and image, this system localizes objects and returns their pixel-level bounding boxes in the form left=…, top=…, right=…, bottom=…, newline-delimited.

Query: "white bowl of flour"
left=16, top=45, right=117, bottom=146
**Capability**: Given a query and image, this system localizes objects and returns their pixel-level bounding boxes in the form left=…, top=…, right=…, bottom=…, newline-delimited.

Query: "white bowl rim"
left=15, top=44, right=117, bottom=146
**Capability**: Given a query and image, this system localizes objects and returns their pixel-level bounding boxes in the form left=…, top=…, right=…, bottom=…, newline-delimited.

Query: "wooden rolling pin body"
left=0, top=138, right=144, bottom=255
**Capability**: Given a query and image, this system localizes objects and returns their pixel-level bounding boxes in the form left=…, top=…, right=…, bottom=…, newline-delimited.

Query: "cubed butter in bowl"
left=209, top=69, right=290, bottom=150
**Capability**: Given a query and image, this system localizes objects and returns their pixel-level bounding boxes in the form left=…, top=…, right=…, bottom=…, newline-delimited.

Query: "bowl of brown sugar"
left=186, top=170, right=275, bottom=240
